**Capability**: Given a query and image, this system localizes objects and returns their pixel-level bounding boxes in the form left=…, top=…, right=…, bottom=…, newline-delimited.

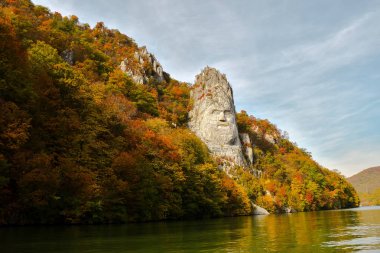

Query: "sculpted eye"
left=224, top=111, right=232, bottom=116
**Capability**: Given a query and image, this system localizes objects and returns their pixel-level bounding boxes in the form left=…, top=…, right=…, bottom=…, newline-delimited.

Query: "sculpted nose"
left=218, top=111, right=226, bottom=122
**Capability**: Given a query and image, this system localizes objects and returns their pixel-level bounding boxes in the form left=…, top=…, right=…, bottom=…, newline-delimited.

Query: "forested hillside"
left=234, top=111, right=359, bottom=212
left=0, top=0, right=358, bottom=225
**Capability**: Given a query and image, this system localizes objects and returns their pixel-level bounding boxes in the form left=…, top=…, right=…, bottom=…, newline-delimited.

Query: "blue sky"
left=32, top=0, right=380, bottom=176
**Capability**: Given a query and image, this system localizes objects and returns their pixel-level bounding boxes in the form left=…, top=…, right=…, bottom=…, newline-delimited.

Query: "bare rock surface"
left=240, top=133, right=254, bottom=165
left=120, top=46, right=163, bottom=84
left=189, top=67, right=246, bottom=167
left=252, top=203, right=270, bottom=215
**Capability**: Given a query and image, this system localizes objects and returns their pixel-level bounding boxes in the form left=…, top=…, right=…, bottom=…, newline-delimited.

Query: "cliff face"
left=189, top=67, right=253, bottom=169
left=120, top=46, right=164, bottom=84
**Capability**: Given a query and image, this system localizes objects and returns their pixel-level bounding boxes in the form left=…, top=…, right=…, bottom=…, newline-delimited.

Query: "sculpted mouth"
left=217, top=123, right=231, bottom=127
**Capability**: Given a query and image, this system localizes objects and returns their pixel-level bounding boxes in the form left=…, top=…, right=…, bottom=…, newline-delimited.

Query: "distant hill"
left=348, top=166, right=380, bottom=206
left=348, top=167, right=380, bottom=193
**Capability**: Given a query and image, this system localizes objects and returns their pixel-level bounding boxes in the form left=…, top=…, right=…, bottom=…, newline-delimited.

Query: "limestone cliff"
left=189, top=67, right=250, bottom=168
left=120, top=46, right=164, bottom=84
left=240, top=133, right=254, bottom=164
left=251, top=125, right=280, bottom=144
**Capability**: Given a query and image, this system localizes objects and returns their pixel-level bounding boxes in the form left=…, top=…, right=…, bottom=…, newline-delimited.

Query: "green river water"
left=1, top=206, right=380, bottom=252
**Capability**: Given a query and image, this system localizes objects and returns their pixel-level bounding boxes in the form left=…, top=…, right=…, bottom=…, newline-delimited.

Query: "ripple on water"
left=323, top=224, right=380, bottom=252
left=323, top=237, right=380, bottom=252
left=328, top=225, right=380, bottom=238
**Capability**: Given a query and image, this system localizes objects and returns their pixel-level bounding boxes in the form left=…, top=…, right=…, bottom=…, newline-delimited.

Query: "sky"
left=32, top=0, right=380, bottom=177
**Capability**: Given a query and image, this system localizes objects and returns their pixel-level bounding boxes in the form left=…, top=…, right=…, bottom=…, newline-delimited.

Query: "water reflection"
left=321, top=208, right=380, bottom=252
left=0, top=207, right=379, bottom=252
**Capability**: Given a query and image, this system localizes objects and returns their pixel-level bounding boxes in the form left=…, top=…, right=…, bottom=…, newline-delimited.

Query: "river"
left=1, top=206, right=380, bottom=252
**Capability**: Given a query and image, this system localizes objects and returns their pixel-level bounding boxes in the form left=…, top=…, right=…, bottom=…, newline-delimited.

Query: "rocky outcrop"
left=283, top=206, right=297, bottom=213
left=189, top=67, right=247, bottom=168
left=240, top=133, right=254, bottom=164
left=120, top=46, right=164, bottom=84
left=61, top=49, right=74, bottom=65
left=252, top=203, right=270, bottom=215
left=251, top=125, right=280, bottom=144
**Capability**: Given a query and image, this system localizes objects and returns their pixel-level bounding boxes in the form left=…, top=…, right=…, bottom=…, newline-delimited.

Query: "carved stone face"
left=197, top=99, right=238, bottom=146
left=189, top=67, right=247, bottom=167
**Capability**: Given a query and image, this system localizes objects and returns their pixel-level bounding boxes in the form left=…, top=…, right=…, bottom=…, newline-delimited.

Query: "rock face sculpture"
left=120, top=46, right=164, bottom=84
left=189, top=67, right=247, bottom=167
